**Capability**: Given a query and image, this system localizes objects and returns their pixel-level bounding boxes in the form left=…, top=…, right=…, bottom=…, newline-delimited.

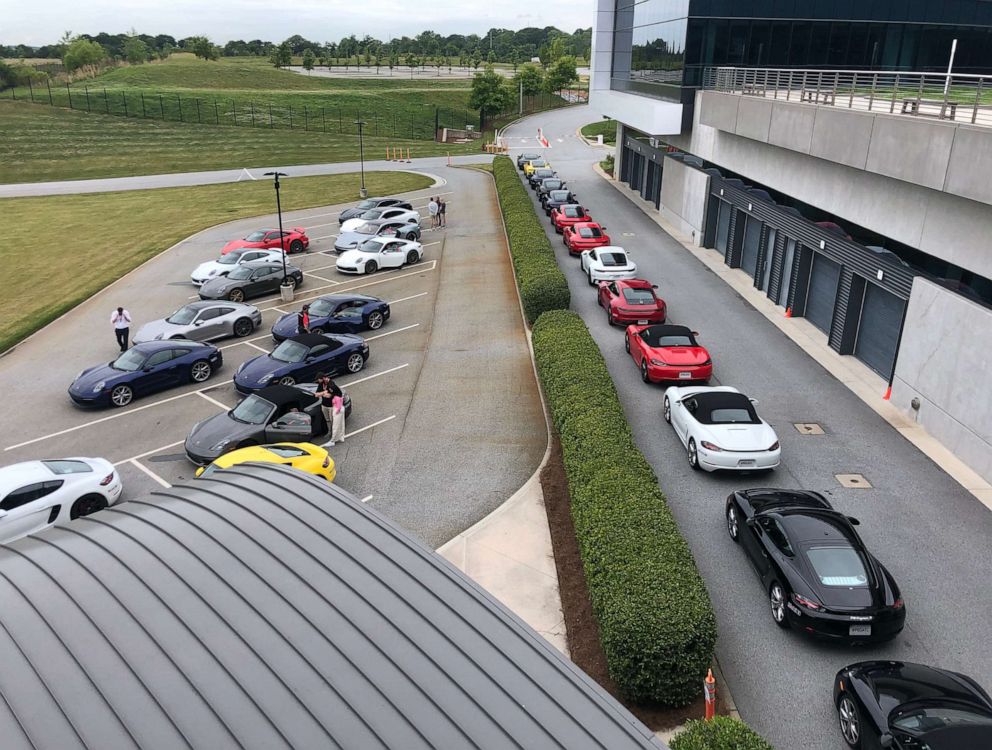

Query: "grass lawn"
left=0, top=101, right=486, bottom=182
left=0, top=170, right=432, bottom=353
left=580, top=119, right=617, bottom=144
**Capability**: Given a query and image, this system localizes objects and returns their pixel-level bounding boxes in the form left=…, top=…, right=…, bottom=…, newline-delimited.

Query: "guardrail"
left=702, top=66, right=992, bottom=127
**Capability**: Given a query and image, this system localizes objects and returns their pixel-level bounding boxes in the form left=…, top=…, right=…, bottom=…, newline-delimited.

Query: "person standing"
left=438, top=197, right=447, bottom=228
left=427, top=196, right=439, bottom=229
left=315, top=373, right=344, bottom=444
left=111, top=307, right=131, bottom=352
left=297, top=303, right=311, bottom=335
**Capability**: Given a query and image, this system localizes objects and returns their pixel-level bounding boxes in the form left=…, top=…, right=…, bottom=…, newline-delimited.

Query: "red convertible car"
left=563, top=222, right=611, bottom=256
left=222, top=227, right=310, bottom=255
left=551, top=204, right=593, bottom=233
left=625, top=324, right=713, bottom=384
left=598, top=279, right=666, bottom=326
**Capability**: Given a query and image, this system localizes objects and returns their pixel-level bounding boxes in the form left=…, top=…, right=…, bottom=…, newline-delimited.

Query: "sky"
left=1, top=0, right=593, bottom=46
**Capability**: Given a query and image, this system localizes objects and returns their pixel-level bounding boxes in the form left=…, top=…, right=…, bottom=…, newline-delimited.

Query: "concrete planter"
left=280, top=281, right=296, bottom=303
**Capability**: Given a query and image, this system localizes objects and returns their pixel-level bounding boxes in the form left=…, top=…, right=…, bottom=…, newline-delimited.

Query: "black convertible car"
left=725, top=488, right=905, bottom=643
left=184, top=383, right=351, bottom=465
left=834, top=661, right=992, bottom=749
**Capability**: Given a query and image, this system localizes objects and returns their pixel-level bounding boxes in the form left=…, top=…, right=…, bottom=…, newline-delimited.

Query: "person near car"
left=428, top=197, right=439, bottom=228
left=438, top=198, right=446, bottom=227
left=315, top=373, right=344, bottom=444
left=297, top=304, right=310, bottom=335
left=111, top=307, right=131, bottom=352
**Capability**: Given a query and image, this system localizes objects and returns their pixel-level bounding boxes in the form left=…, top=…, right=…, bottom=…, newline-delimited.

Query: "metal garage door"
left=806, top=254, right=841, bottom=334
left=741, top=216, right=762, bottom=278
left=855, top=283, right=905, bottom=378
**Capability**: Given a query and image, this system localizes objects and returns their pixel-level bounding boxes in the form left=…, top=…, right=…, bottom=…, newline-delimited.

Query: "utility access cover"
left=794, top=423, right=825, bottom=435
left=835, top=474, right=872, bottom=489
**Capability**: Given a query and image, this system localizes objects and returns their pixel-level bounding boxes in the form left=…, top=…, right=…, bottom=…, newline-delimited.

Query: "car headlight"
left=257, top=373, right=273, bottom=384
left=92, top=381, right=106, bottom=393
left=210, top=439, right=231, bottom=451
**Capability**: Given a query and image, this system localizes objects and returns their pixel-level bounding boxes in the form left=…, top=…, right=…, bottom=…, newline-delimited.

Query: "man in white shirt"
left=111, top=307, right=132, bottom=352
left=427, top=197, right=439, bottom=228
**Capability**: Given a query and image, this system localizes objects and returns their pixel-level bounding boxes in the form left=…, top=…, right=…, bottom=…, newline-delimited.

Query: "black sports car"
left=543, top=189, right=579, bottom=216
left=184, top=383, right=351, bottom=465
left=536, top=177, right=567, bottom=202
left=271, top=294, right=391, bottom=341
left=725, top=488, right=905, bottom=643
left=834, top=661, right=992, bottom=749
left=517, top=151, right=543, bottom=169
left=199, top=260, right=303, bottom=303
left=338, top=197, right=413, bottom=225
left=528, top=167, right=556, bottom=189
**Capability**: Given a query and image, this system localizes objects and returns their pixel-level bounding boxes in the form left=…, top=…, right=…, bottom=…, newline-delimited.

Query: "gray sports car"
left=132, top=301, right=262, bottom=343
left=199, top=260, right=303, bottom=302
left=333, top=218, right=422, bottom=253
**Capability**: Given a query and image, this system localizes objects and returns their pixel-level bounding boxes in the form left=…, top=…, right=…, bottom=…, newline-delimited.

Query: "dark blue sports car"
left=234, top=332, right=368, bottom=394
left=271, top=294, right=391, bottom=342
left=69, top=340, right=223, bottom=408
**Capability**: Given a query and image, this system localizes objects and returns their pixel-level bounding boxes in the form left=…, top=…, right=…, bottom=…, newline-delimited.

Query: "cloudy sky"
left=2, top=0, right=593, bottom=46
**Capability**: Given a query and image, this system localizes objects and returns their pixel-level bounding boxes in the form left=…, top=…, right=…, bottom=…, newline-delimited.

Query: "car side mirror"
left=143, top=367, right=153, bottom=373
left=847, top=516, right=861, bottom=526
left=306, top=356, right=315, bottom=362
left=652, top=284, right=659, bottom=289
left=745, top=517, right=757, bottom=528
left=749, top=397, right=759, bottom=405
left=193, top=320, right=203, bottom=326
left=692, top=330, right=700, bottom=336
left=879, top=734, right=893, bottom=749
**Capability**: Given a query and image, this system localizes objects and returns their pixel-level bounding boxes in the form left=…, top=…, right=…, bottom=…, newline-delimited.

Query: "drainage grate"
left=794, top=423, right=825, bottom=435
left=835, top=474, right=872, bottom=489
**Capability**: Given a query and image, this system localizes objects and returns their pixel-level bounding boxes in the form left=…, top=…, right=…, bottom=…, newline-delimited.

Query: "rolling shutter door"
left=855, top=283, right=905, bottom=378
left=805, top=254, right=841, bottom=334
left=741, top=217, right=761, bottom=278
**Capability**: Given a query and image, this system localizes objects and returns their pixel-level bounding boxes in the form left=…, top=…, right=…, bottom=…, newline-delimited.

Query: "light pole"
left=263, top=171, right=289, bottom=282
left=354, top=119, right=368, bottom=198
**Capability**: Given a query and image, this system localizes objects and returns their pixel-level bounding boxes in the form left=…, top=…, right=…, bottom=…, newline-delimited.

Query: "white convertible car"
left=580, top=246, right=638, bottom=285
left=663, top=386, right=780, bottom=472
left=190, top=248, right=284, bottom=286
left=339, top=207, right=421, bottom=233
left=0, top=458, right=124, bottom=545
left=336, top=237, right=424, bottom=275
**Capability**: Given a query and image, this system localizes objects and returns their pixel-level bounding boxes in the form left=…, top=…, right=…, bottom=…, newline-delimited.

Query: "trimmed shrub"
left=670, top=717, right=775, bottom=750
left=532, top=309, right=717, bottom=705
left=492, top=155, right=570, bottom=322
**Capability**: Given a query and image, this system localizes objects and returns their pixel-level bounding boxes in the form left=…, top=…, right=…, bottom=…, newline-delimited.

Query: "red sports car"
left=563, top=222, right=611, bottom=256
left=599, top=279, right=667, bottom=326
left=222, top=227, right=309, bottom=255
left=551, top=204, right=593, bottom=234
left=625, top=324, right=713, bottom=384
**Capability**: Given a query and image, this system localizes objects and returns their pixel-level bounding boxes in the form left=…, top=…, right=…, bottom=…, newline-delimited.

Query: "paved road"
left=0, top=168, right=545, bottom=548
left=504, top=106, right=992, bottom=749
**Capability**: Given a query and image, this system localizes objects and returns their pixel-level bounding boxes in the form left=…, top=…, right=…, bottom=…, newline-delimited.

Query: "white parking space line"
left=365, top=323, right=419, bottom=341
left=386, top=292, right=429, bottom=305
left=271, top=307, right=290, bottom=314
left=130, top=459, right=171, bottom=488
left=322, top=415, right=396, bottom=446
left=359, top=495, right=373, bottom=503
left=197, top=391, right=231, bottom=410
left=114, top=440, right=186, bottom=466
left=310, top=233, right=339, bottom=241
left=344, top=364, right=408, bottom=387
left=220, top=332, right=272, bottom=351
left=303, top=271, right=335, bottom=281
left=243, top=342, right=269, bottom=352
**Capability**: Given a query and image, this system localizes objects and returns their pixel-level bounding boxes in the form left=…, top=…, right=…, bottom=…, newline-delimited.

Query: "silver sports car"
left=132, top=301, right=262, bottom=344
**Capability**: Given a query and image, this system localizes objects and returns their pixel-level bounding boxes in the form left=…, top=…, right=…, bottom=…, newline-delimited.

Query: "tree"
left=302, top=48, right=316, bottom=73
left=270, top=41, right=292, bottom=68
left=514, top=63, right=544, bottom=96
left=157, top=43, right=173, bottom=61
left=123, top=35, right=149, bottom=65
left=548, top=36, right=567, bottom=63
left=405, top=52, right=417, bottom=76
left=544, top=55, right=578, bottom=93
left=471, top=56, right=481, bottom=71
left=469, top=65, right=514, bottom=126
left=63, top=38, right=106, bottom=72
left=187, top=36, right=218, bottom=60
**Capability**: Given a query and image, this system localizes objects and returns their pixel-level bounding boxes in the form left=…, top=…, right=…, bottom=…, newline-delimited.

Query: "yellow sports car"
left=195, top=442, right=336, bottom=482
left=522, top=158, right=550, bottom=176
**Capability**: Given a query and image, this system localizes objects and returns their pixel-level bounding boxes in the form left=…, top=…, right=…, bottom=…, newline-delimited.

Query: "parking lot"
left=0, top=169, right=546, bottom=548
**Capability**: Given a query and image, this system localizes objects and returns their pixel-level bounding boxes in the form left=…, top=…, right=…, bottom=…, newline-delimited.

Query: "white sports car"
left=663, top=386, right=781, bottom=472
left=0, top=458, right=124, bottom=545
left=336, top=237, right=424, bottom=275
left=340, top=207, right=421, bottom=233
left=190, top=248, right=284, bottom=286
left=580, top=246, right=638, bottom=285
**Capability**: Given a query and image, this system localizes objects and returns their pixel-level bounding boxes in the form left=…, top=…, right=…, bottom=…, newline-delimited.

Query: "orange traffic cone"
left=883, top=386, right=892, bottom=400
left=704, top=669, right=716, bottom=720
left=785, top=307, right=793, bottom=318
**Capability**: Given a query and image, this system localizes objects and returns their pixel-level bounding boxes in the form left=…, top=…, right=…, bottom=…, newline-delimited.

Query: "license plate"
left=637, top=319, right=649, bottom=325
left=737, top=459, right=756, bottom=467
left=849, top=625, right=872, bottom=637
left=679, top=371, right=692, bottom=379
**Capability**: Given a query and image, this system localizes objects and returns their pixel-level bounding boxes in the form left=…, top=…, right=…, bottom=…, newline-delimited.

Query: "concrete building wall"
left=659, top=157, right=710, bottom=244
left=892, top=278, right=992, bottom=484
left=590, top=0, right=614, bottom=94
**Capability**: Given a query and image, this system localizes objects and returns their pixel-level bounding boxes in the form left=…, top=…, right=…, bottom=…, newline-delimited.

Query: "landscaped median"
left=492, top=156, right=570, bottom=322
left=670, top=717, right=774, bottom=750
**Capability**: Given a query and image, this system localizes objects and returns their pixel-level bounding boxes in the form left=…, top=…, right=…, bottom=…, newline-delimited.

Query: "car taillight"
left=768, top=441, right=780, bottom=451
left=322, top=457, right=330, bottom=468
left=99, top=472, right=115, bottom=486
left=892, top=598, right=904, bottom=610
left=792, top=593, right=824, bottom=611
left=701, top=359, right=712, bottom=366
left=700, top=441, right=723, bottom=452
left=649, top=358, right=667, bottom=366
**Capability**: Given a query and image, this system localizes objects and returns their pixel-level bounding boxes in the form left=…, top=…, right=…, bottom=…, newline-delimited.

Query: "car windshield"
left=693, top=393, right=761, bottom=424
left=227, top=266, right=254, bottom=280
left=621, top=288, right=656, bottom=305
left=111, top=349, right=147, bottom=372
left=600, top=252, right=628, bottom=267
left=361, top=209, right=384, bottom=220
left=245, top=231, right=266, bottom=241
left=359, top=240, right=386, bottom=253
left=543, top=180, right=562, bottom=189
left=805, top=546, right=869, bottom=587
left=230, top=395, right=275, bottom=425
left=267, top=446, right=309, bottom=458
left=578, top=227, right=602, bottom=238
left=42, top=460, right=92, bottom=475
left=356, top=199, right=376, bottom=210
left=550, top=190, right=570, bottom=201
left=309, top=299, right=335, bottom=317
left=891, top=706, right=992, bottom=738
left=216, top=253, right=241, bottom=265
left=166, top=306, right=198, bottom=325
left=535, top=169, right=554, bottom=178
left=353, top=222, right=379, bottom=235
left=530, top=160, right=546, bottom=168
left=564, top=206, right=584, bottom=218
left=270, top=340, right=309, bottom=363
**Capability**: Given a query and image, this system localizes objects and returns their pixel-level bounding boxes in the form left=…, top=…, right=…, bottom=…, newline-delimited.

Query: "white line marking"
left=256, top=262, right=437, bottom=311
left=271, top=306, right=289, bottom=313
left=220, top=332, right=272, bottom=350
left=344, top=364, right=408, bottom=386
left=310, top=233, right=339, bottom=241
left=359, top=495, right=373, bottom=503
left=130, top=459, right=171, bottom=488
left=303, top=271, right=335, bottom=281
left=244, top=342, right=269, bottom=352
left=325, top=414, right=396, bottom=445
left=114, top=440, right=186, bottom=465
left=365, top=323, right=419, bottom=341
left=387, top=292, right=429, bottom=304
left=197, top=391, right=231, bottom=410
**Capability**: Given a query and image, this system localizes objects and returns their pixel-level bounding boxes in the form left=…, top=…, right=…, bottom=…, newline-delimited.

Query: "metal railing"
left=702, top=66, right=992, bottom=127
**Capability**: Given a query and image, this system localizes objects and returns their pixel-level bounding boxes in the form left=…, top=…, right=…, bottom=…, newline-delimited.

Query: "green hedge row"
left=670, top=718, right=775, bottom=750
left=531, top=309, right=717, bottom=705
left=491, top=155, right=570, bottom=322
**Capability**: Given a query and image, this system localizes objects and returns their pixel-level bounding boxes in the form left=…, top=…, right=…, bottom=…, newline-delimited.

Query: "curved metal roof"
left=0, top=464, right=665, bottom=750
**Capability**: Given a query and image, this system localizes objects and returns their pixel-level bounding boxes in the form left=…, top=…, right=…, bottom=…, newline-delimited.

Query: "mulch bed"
left=540, top=433, right=727, bottom=731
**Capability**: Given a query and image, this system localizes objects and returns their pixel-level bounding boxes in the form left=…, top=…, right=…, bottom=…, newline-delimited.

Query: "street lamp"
left=263, top=171, right=289, bottom=282
left=354, top=119, right=368, bottom=198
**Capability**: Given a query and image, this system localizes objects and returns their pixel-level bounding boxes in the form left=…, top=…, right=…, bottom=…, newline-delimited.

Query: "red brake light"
left=700, top=441, right=722, bottom=452
left=322, top=457, right=330, bottom=468
left=792, top=593, right=824, bottom=611
left=892, top=598, right=904, bottom=610
left=768, top=441, right=780, bottom=451
left=99, top=472, right=115, bottom=486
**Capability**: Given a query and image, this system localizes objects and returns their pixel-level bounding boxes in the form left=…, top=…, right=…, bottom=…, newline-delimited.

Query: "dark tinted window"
left=2, top=480, right=63, bottom=510
left=145, top=350, right=174, bottom=367
left=578, top=227, right=603, bottom=238
left=267, top=446, right=310, bottom=458
left=599, top=252, right=629, bottom=266
left=622, top=288, right=657, bottom=305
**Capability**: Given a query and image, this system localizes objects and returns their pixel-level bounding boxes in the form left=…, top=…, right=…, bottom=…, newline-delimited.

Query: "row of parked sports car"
left=519, top=153, right=992, bottom=749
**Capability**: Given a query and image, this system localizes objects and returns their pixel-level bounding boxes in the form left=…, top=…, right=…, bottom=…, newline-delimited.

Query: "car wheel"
left=641, top=360, right=650, bottom=383
left=624, top=335, right=630, bottom=353
left=365, top=261, right=378, bottom=274
left=284, top=275, right=299, bottom=289
left=233, top=317, right=254, bottom=337
left=70, top=494, right=108, bottom=520
left=726, top=504, right=740, bottom=543
left=587, top=271, right=594, bottom=287
left=367, top=311, right=384, bottom=330
left=406, top=250, right=419, bottom=265
left=190, top=360, right=212, bottom=383
left=278, top=375, right=296, bottom=385
left=228, top=288, right=246, bottom=303
left=687, top=438, right=700, bottom=470
left=770, top=582, right=790, bottom=628
left=289, top=239, right=304, bottom=254
left=837, top=694, right=863, bottom=749
left=607, top=309, right=615, bottom=326
left=110, top=384, right=133, bottom=408
left=346, top=352, right=365, bottom=373
left=663, top=396, right=671, bottom=423
left=555, top=226, right=563, bottom=234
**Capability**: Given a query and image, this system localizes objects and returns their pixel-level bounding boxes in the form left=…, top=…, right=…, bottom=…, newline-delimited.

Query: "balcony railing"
left=702, top=66, right=992, bottom=127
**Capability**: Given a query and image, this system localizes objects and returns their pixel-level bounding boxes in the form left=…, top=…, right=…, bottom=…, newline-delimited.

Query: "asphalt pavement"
left=503, top=105, right=992, bottom=749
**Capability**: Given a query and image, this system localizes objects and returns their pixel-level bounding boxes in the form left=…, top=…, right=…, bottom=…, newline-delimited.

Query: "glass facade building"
left=611, top=0, right=992, bottom=102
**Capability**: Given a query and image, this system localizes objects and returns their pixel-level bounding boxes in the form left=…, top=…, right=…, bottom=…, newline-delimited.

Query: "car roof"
left=185, top=300, right=236, bottom=311
left=314, top=294, right=378, bottom=304
left=0, top=461, right=52, bottom=488
left=643, top=324, right=691, bottom=338
left=573, top=222, right=602, bottom=229
left=287, top=333, right=335, bottom=348
left=133, top=339, right=206, bottom=352
left=252, top=384, right=316, bottom=408
left=777, top=510, right=856, bottom=544
left=742, top=488, right=832, bottom=512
